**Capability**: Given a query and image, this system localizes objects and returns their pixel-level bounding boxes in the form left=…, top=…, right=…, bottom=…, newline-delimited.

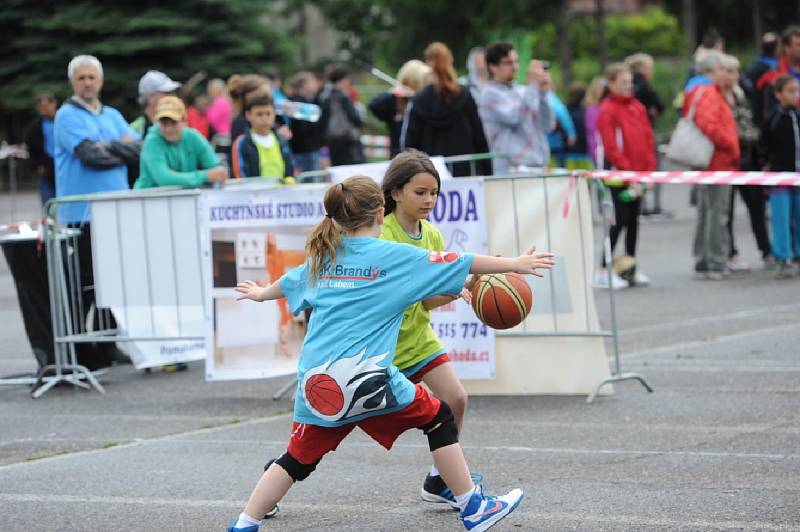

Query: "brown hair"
left=425, top=42, right=460, bottom=102
left=381, top=149, right=440, bottom=215
left=244, top=91, right=274, bottom=112
left=306, top=176, right=385, bottom=281
left=227, top=74, right=269, bottom=114
left=775, top=74, right=798, bottom=94
left=605, top=62, right=631, bottom=83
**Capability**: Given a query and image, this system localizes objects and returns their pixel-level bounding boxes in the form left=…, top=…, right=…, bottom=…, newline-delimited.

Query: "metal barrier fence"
left=11, top=152, right=649, bottom=402
left=484, top=170, right=651, bottom=402
left=30, top=188, right=207, bottom=397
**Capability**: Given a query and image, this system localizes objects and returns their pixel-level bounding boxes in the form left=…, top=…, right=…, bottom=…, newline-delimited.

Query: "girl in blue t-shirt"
left=229, top=175, right=555, bottom=532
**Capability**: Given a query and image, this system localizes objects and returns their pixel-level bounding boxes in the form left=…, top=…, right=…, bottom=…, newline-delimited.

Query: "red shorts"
left=286, top=384, right=441, bottom=465
left=407, top=353, right=451, bottom=384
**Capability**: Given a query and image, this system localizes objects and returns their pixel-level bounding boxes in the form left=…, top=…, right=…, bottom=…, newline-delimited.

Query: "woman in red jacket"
left=684, top=51, right=741, bottom=279
left=595, top=63, right=656, bottom=288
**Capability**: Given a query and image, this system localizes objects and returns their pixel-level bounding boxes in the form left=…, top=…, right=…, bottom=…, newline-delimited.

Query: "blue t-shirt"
left=54, top=102, right=139, bottom=223
left=279, top=237, right=474, bottom=427
left=41, top=118, right=55, bottom=158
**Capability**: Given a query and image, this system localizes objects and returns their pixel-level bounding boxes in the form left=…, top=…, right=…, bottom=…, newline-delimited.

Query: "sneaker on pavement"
left=227, top=521, right=259, bottom=532
left=460, top=488, right=524, bottom=531
left=422, top=472, right=484, bottom=508
left=775, top=259, right=795, bottom=279
left=593, top=268, right=628, bottom=289
left=633, top=270, right=650, bottom=286
left=727, top=257, right=751, bottom=273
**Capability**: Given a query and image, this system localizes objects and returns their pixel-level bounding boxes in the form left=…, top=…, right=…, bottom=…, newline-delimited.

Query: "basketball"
left=471, top=273, right=533, bottom=330
left=305, top=374, right=344, bottom=416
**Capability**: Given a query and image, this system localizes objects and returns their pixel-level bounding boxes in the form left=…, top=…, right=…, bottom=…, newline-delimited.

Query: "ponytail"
left=305, top=176, right=385, bottom=281
left=425, top=42, right=460, bottom=102
left=306, top=216, right=342, bottom=282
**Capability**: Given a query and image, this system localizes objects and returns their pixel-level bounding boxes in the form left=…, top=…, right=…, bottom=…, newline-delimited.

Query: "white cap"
left=138, top=71, right=181, bottom=104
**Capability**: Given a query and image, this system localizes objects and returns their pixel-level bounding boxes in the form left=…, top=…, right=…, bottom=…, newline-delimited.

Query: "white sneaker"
left=594, top=268, right=628, bottom=289
left=633, top=270, right=650, bottom=286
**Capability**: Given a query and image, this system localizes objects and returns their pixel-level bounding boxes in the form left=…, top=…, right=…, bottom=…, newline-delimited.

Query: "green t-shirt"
left=380, top=212, right=447, bottom=371
left=135, top=126, right=218, bottom=189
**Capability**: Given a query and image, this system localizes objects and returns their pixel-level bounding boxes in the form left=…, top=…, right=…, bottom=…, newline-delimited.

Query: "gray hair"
left=67, top=55, right=103, bottom=80
left=719, top=53, right=740, bottom=70
left=695, top=50, right=723, bottom=75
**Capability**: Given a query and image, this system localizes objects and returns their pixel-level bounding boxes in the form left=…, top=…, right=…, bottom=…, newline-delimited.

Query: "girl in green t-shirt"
left=380, top=149, right=481, bottom=508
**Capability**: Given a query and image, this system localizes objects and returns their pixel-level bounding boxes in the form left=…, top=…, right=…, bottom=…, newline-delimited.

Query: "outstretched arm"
left=470, top=245, right=555, bottom=277
left=235, top=279, right=284, bottom=302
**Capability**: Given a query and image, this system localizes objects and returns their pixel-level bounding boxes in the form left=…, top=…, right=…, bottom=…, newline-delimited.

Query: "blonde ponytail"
left=305, top=177, right=385, bottom=281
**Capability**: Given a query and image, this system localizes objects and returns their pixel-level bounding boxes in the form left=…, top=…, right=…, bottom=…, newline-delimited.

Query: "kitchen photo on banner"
left=204, top=185, right=327, bottom=381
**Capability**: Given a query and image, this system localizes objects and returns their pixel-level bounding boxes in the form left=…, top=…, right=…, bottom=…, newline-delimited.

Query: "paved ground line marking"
left=0, top=494, right=794, bottom=530
left=622, top=323, right=800, bottom=359
left=619, top=303, right=800, bottom=337
left=0, top=413, right=293, bottom=471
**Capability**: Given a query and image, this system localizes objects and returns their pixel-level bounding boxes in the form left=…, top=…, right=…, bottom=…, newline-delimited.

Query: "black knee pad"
left=274, top=451, right=319, bottom=482
left=419, top=401, right=459, bottom=452
left=263, top=458, right=276, bottom=472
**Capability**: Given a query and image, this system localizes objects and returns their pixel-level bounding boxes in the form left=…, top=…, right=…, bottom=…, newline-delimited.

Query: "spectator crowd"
left=24, top=25, right=800, bottom=288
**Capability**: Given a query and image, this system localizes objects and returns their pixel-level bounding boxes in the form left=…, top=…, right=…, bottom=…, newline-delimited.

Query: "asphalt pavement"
left=0, top=186, right=798, bottom=531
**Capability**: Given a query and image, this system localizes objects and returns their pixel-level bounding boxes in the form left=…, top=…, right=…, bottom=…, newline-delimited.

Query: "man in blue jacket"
left=53, top=54, right=140, bottom=368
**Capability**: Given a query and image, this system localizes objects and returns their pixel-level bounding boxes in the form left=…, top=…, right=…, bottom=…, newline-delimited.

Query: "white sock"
left=234, top=513, right=260, bottom=529
left=454, top=485, right=477, bottom=512
left=429, top=465, right=440, bottom=477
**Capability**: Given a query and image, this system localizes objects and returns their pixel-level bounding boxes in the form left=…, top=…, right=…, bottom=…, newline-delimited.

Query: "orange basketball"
left=471, top=273, right=533, bottom=329
left=305, top=374, right=344, bottom=416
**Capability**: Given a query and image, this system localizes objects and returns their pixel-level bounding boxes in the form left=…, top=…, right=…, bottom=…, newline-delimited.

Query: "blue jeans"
left=293, top=151, right=321, bottom=181
left=769, top=188, right=800, bottom=260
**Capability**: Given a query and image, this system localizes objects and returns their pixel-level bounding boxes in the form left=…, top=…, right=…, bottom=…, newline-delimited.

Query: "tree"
left=306, top=0, right=562, bottom=72
left=0, top=0, right=296, bottom=120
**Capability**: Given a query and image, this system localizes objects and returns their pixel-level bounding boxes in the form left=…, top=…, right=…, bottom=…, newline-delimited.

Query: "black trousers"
left=66, top=223, right=120, bottom=370
left=727, top=185, right=771, bottom=259
left=602, top=186, right=641, bottom=267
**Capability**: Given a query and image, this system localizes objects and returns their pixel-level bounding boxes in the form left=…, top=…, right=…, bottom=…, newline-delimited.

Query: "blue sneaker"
left=421, top=472, right=484, bottom=508
left=227, top=519, right=259, bottom=532
left=459, top=488, right=524, bottom=531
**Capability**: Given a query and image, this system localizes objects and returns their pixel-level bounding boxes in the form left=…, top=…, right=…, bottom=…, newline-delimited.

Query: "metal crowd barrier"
left=486, top=170, right=652, bottom=402
left=23, top=151, right=649, bottom=402
left=34, top=188, right=207, bottom=398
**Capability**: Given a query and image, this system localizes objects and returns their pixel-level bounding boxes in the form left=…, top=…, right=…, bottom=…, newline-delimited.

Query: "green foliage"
left=0, top=0, right=296, bottom=118
left=529, top=7, right=682, bottom=62
left=309, top=0, right=561, bottom=73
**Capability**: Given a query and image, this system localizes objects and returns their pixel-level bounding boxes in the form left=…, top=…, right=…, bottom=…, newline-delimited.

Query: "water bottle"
left=276, top=100, right=321, bottom=123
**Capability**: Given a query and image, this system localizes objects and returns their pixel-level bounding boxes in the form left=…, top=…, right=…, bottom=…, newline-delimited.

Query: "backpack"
left=325, top=92, right=360, bottom=143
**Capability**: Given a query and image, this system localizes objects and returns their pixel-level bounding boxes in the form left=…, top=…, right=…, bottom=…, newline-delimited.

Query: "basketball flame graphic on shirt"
left=301, top=349, right=398, bottom=422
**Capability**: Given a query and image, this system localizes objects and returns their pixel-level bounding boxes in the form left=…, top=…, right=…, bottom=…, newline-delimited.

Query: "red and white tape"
left=586, top=170, right=800, bottom=187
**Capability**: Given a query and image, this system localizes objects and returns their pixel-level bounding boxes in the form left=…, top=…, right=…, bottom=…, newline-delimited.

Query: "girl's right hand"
left=513, top=245, right=556, bottom=277
left=235, top=280, right=266, bottom=302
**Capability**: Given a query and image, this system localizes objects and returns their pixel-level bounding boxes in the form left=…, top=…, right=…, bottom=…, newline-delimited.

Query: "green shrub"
left=528, top=6, right=683, bottom=62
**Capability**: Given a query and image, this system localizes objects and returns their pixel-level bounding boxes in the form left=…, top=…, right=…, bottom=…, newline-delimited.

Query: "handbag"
left=665, top=87, right=714, bottom=169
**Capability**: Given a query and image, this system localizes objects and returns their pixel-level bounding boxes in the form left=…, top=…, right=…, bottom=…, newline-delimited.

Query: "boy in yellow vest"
left=232, top=92, right=295, bottom=182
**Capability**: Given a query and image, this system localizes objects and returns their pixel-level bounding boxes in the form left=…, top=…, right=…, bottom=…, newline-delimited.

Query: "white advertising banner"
left=464, top=176, right=612, bottom=395
left=203, top=185, right=327, bottom=381
left=91, top=196, right=206, bottom=369
left=426, top=177, right=494, bottom=379
left=202, top=177, right=495, bottom=381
